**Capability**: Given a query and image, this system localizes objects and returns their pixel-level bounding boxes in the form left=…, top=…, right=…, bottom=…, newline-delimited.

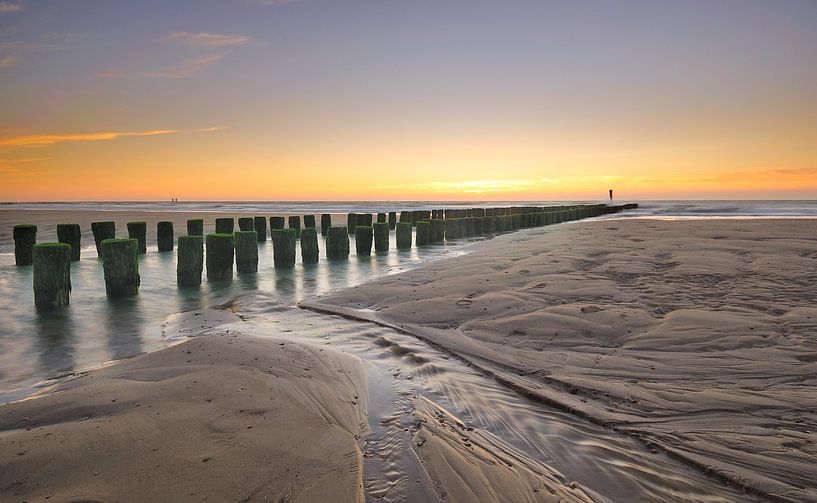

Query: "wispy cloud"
left=143, top=53, right=224, bottom=79
left=0, top=54, right=17, bottom=67
left=253, top=0, right=305, bottom=5
left=0, top=2, right=22, bottom=14
left=166, top=32, right=252, bottom=48
left=0, top=129, right=179, bottom=147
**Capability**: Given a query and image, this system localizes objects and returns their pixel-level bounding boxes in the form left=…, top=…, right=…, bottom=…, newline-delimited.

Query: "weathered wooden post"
left=187, top=219, right=204, bottom=236
left=326, top=226, right=350, bottom=259
left=373, top=222, right=389, bottom=252
left=300, top=227, right=319, bottom=264
left=396, top=222, right=412, bottom=249
left=206, top=233, right=235, bottom=280
left=56, top=224, right=81, bottom=261
left=304, top=214, right=316, bottom=229
left=234, top=231, right=258, bottom=273
left=444, top=219, right=458, bottom=241
left=127, top=222, right=147, bottom=254
left=347, top=213, right=359, bottom=235
left=215, top=218, right=234, bottom=234
left=410, top=211, right=419, bottom=227
left=416, top=220, right=431, bottom=246
left=177, top=235, right=203, bottom=286
left=432, top=219, right=445, bottom=243
left=254, top=216, right=267, bottom=242
left=356, top=225, right=373, bottom=256
left=288, top=215, right=301, bottom=237
left=320, top=214, right=332, bottom=236
left=377, top=212, right=387, bottom=223
left=32, top=243, right=72, bottom=307
left=238, top=217, right=254, bottom=231
left=362, top=213, right=373, bottom=226
left=91, top=221, right=115, bottom=255
left=388, top=211, right=397, bottom=230
left=270, top=216, right=285, bottom=231
left=157, top=221, right=174, bottom=252
left=473, top=217, right=483, bottom=236
left=399, top=211, right=411, bottom=224
left=101, top=238, right=140, bottom=296
left=272, top=229, right=296, bottom=268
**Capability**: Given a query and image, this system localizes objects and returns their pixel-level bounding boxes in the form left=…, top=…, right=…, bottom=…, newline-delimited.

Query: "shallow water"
left=0, top=228, right=475, bottom=403
left=224, top=295, right=760, bottom=502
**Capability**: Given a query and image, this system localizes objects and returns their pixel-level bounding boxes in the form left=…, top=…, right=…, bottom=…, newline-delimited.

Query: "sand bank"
left=304, top=218, right=817, bottom=502
left=0, top=334, right=368, bottom=502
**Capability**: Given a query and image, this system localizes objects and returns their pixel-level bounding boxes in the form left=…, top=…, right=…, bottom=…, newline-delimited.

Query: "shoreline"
left=305, top=217, right=817, bottom=502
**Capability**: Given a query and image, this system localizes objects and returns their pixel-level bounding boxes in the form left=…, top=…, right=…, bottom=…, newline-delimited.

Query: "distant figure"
left=609, top=189, right=613, bottom=201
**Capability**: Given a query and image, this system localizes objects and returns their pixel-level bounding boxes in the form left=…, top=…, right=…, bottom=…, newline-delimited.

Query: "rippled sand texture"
left=0, top=333, right=368, bottom=502
left=306, top=218, right=817, bottom=502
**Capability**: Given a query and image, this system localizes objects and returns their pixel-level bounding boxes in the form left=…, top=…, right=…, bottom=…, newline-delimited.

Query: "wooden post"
left=373, top=222, right=389, bottom=252
left=32, top=243, right=72, bottom=307
left=186, top=219, right=203, bottom=236
left=416, top=220, right=431, bottom=246
left=254, top=216, right=267, bottom=242
left=272, top=229, right=296, bottom=268
left=288, top=216, right=301, bottom=237
left=320, top=214, right=332, bottom=236
left=215, top=218, right=234, bottom=234
left=177, top=235, right=203, bottom=286
left=396, top=222, right=412, bottom=249
left=304, top=214, right=316, bottom=229
left=326, top=226, right=350, bottom=259
left=206, top=233, right=235, bottom=280
left=270, top=216, right=285, bottom=231
left=56, top=224, right=81, bottom=261
left=234, top=231, right=259, bottom=273
left=355, top=226, right=373, bottom=256
left=347, top=213, right=358, bottom=235
left=127, top=222, right=147, bottom=254
left=300, top=227, right=319, bottom=264
left=91, top=221, right=115, bottom=254
left=157, top=221, right=174, bottom=252
left=101, top=238, right=140, bottom=296
left=388, top=211, right=397, bottom=230
left=238, top=217, right=254, bottom=231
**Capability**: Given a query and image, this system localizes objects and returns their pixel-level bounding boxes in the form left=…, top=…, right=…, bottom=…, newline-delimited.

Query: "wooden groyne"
left=14, top=203, right=638, bottom=304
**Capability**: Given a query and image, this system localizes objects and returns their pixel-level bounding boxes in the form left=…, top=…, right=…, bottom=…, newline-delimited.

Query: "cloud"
left=0, top=2, right=22, bottom=14
left=253, top=0, right=304, bottom=5
left=166, top=32, right=251, bottom=48
left=0, top=126, right=224, bottom=149
left=0, top=54, right=17, bottom=67
left=143, top=53, right=223, bottom=79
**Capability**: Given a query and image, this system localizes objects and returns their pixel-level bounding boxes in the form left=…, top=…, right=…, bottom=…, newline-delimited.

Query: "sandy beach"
left=2, top=217, right=815, bottom=502
left=305, top=218, right=817, bottom=502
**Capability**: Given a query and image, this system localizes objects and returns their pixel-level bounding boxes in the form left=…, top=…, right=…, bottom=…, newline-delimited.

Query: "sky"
left=1, top=0, right=816, bottom=201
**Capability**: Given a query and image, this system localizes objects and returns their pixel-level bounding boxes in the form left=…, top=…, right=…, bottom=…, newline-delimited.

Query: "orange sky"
left=1, top=1, right=816, bottom=201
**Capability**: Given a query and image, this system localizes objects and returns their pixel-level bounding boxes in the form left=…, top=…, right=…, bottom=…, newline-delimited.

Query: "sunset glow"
left=1, top=1, right=816, bottom=201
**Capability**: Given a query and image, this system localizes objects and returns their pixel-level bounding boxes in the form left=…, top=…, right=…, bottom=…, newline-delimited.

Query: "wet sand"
left=305, top=218, right=817, bottom=502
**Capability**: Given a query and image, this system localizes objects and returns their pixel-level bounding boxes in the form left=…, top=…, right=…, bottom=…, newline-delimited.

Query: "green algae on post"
left=320, top=214, right=332, bottom=236
left=355, top=225, right=373, bottom=256
left=272, top=228, right=297, bottom=268
left=238, top=217, right=254, bottom=232
left=304, top=215, right=316, bottom=229
left=13, top=225, right=37, bottom=266
left=56, top=223, right=82, bottom=261
left=176, top=235, right=203, bottom=286
left=396, top=222, right=412, bottom=249
left=373, top=222, right=389, bottom=252
left=157, top=221, right=174, bottom=252
left=127, top=222, right=147, bottom=254
left=300, top=227, right=319, bottom=264
left=91, top=221, right=115, bottom=255
left=254, top=216, right=267, bottom=242
left=187, top=219, right=204, bottom=236
left=326, top=226, right=350, bottom=259
left=234, top=230, right=259, bottom=274
left=215, top=218, right=234, bottom=234
left=32, top=243, right=72, bottom=308
left=101, top=238, right=140, bottom=297
left=206, top=233, right=235, bottom=280
left=270, top=216, right=285, bottom=231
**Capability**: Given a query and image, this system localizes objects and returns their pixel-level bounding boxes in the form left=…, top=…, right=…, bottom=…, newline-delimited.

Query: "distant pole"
left=609, top=189, right=613, bottom=201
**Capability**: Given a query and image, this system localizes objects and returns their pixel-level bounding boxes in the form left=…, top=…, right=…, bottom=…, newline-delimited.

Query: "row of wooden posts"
left=12, top=204, right=637, bottom=308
